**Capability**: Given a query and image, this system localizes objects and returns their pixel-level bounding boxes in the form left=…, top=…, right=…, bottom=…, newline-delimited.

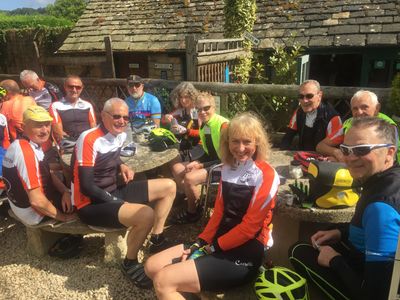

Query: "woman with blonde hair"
left=144, top=112, right=280, bottom=298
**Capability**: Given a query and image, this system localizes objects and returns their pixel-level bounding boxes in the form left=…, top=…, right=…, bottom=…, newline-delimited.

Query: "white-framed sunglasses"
left=339, top=143, right=394, bottom=156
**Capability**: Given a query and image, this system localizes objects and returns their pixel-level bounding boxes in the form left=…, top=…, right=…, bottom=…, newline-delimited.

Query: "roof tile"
left=58, top=0, right=400, bottom=52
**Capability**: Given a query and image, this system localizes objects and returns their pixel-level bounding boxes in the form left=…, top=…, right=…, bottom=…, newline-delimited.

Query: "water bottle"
left=125, top=123, right=133, bottom=143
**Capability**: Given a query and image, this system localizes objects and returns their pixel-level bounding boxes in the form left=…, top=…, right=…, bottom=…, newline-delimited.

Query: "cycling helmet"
left=59, top=137, right=77, bottom=153
left=148, top=128, right=179, bottom=152
left=131, top=119, right=156, bottom=135
left=254, top=267, right=309, bottom=300
left=0, top=87, right=7, bottom=100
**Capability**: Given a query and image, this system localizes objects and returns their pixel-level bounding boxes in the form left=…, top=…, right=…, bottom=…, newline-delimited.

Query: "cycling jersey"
left=49, top=97, right=96, bottom=140
left=281, top=101, right=342, bottom=151
left=29, top=81, right=62, bottom=110
left=199, top=159, right=280, bottom=252
left=125, top=92, right=161, bottom=121
left=71, top=125, right=126, bottom=209
left=0, top=94, right=36, bottom=140
left=2, top=138, right=60, bottom=225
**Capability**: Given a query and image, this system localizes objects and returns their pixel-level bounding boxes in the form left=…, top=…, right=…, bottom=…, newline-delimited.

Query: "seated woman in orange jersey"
left=144, top=112, right=280, bottom=298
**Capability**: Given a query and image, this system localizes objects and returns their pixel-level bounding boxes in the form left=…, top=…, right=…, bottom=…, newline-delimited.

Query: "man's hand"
left=61, top=190, right=73, bottom=213
left=120, top=164, right=134, bottom=183
left=311, top=229, right=341, bottom=248
left=332, top=148, right=345, bottom=162
left=164, top=114, right=174, bottom=123
left=57, top=211, right=78, bottom=223
left=185, top=161, right=202, bottom=173
left=317, top=246, right=340, bottom=267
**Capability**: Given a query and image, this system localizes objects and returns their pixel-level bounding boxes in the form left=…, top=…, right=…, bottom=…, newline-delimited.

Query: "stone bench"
left=8, top=210, right=127, bottom=265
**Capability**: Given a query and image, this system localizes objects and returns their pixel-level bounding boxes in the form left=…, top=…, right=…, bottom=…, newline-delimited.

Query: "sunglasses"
left=128, top=82, right=142, bottom=88
left=66, top=85, right=83, bottom=90
left=105, top=111, right=130, bottom=121
left=298, top=93, right=314, bottom=100
left=339, top=143, right=394, bottom=156
left=196, top=105, right=211, bottom=113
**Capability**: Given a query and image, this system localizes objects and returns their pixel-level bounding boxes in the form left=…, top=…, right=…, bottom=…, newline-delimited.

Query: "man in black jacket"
left=280, top=80, right=343, bottom=152
left=289, top=117, right=400, bottom=300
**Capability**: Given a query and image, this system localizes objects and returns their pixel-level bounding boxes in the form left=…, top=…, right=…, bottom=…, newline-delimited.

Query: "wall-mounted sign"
left=243, top=31, right=260, bottom=46
left=155, top=63, right=173, bottom=70
left=129, top=63, right=139, bottom=69
left=160, top=70, right=168, bottom=79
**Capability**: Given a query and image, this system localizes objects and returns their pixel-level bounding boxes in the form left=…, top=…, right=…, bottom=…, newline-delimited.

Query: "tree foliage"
left=0, top=12, right=72, bottom=29
left=390, top=73, right=400, bottom=118
left=7, top=7, right=46, bottom=15
left=46, top=0, right=88, bottom=23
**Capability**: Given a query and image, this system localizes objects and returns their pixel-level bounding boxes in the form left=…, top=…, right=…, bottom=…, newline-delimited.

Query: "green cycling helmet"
left=0, top=87, right=7, bottom=100
left=254, top=267, right=309, bottom=300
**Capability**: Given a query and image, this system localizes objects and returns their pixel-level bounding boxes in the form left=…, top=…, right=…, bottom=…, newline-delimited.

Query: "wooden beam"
left=104, top=36, right=116, bottom=78
left=0, top=74, right=391, bottom=102
left=40, top=56, right=106, bottom=66
left=185, top=35, right=197, bottom=81
left=197, top=50, right=249, bottom=65
left=33, top=41, right=44, bottom=77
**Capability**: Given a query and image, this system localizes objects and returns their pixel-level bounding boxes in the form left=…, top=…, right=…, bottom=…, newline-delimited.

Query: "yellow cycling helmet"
left=254, top=267, right=309, bottom=300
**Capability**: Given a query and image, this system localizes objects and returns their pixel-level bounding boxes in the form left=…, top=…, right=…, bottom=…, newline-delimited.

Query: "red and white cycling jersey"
left=2, top=139, right=58, bottom=225
left=49, top=97, right=96, bottom=140
left=71, top=125, right=126, bottom=209
left=199, top=159, right=280, bottom=251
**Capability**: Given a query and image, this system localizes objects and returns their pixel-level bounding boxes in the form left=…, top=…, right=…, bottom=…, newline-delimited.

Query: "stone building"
left=57, top=0, right=400, bottom=87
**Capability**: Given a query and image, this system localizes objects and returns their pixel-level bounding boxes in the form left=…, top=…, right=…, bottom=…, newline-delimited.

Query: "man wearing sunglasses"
left=71, top=98, right=175, bottom=288
left=49, top=75, right=97, bottom=142
left=317, top=90, right=399, bottom=162
left=20, top=69, right=63, bottom=110
left=280, top=80, right=342, bottom=152
left=290, top=117, right=400, bottom=300
left=125, top=75, right=161, bottom=127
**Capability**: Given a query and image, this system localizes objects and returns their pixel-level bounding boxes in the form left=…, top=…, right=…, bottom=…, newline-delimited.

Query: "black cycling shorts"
left=194, top=239, right=264, bottom=292
left=77, top=180, right=149, bottom=228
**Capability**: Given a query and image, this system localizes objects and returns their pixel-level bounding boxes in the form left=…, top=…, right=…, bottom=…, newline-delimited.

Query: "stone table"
left=61, top=143, right=179, bottom=173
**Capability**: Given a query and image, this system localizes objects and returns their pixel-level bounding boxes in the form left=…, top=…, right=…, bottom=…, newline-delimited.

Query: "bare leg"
left=170, top=158, right=188, bottom=192
left=145, top=244, right=201, bottom=299
left=183, top=168, right=207, bottom=213
left=118, top=203, right=154, bottom=259
left=145, top=244, right=186, bottom=279
left=148, top=178, right=176, bottom=234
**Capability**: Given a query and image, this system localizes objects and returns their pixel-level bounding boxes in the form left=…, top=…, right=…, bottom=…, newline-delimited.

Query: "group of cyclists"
left=0, top=73, right=399, bottom=299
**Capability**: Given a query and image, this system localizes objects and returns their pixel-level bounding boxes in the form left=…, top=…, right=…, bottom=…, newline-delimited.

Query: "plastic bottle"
left=125, top=123, right=133, bottom=143
left=289, top=160, right=303, bottom=179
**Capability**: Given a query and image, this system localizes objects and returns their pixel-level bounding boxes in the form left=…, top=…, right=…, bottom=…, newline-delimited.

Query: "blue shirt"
left=125, top=92, right=161, bottom=122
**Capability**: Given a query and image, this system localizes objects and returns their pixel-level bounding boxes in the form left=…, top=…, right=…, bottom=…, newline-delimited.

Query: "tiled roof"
left=58, top=0, right=400, bottom=53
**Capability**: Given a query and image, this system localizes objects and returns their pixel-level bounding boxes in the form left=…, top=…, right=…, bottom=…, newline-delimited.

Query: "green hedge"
left=0, top=12, right=73, bottom=29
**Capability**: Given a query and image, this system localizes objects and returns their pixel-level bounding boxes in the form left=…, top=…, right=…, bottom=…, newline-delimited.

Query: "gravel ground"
left=0, top=204, right=205, bottom=300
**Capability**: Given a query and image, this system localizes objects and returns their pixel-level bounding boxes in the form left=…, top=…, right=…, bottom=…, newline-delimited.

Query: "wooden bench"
left=8, top=209, right=127, bottom=265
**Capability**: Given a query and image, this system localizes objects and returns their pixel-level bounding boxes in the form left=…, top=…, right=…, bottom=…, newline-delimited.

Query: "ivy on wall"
left=390, top=73, right=400, bottom=119
left=224, top=0, right=256, bottom=84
